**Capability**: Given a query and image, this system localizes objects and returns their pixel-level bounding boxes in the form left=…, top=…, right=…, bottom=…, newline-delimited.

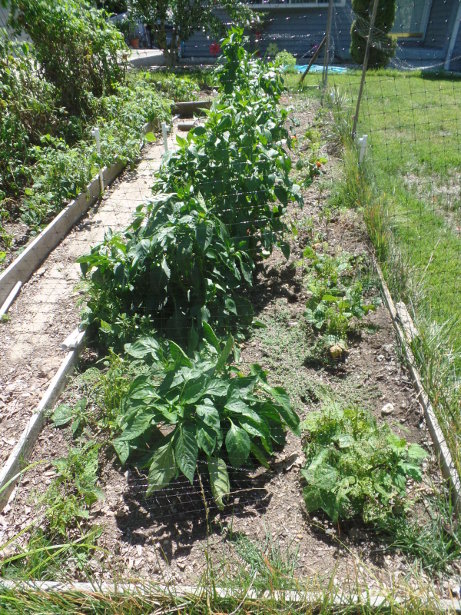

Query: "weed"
left=226, top=531, right=299, bottom=590
left=38, top=444, right=103, bottom=538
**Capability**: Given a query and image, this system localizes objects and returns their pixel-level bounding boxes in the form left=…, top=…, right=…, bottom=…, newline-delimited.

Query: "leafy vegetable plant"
left=301, top=403, right=427, bottom=524
left=112, top=328, right=300, bottom=508
left=79, top=192, right=255, bottom=348
left=303, top=247, right=377, bottom=339
left=79, top=29, right=301, bottom=350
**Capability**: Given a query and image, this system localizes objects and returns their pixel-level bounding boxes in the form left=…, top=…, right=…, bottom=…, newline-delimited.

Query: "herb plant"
left=301, top=403, right=427, bottom=524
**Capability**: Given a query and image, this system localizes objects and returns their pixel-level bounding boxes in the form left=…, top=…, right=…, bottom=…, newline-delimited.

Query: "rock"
left=381, top=403, right=394, bottom=416
left=329, top=342, right=347, bottom=361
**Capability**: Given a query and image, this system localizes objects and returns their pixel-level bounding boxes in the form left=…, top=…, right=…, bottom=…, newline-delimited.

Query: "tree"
left=8, top=0, right=127, bottom=115
left=128, top=0, right=257, bottom=66
left=350, top=0, right=396, bottom=69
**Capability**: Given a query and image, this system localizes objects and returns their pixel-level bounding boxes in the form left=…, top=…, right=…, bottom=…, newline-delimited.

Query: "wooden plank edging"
left=373, top=256, right=461, bottom=513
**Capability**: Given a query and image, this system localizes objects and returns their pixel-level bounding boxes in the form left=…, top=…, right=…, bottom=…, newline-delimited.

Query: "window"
left=392, top=0, right=432, bottom=38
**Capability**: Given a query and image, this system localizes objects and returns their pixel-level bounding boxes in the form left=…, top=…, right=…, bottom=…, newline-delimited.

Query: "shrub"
left=274, top=51, right=297, bottom=74
left=0, top=31, right=61, bottom=198
left=350, top=0, right=396, bottom=69
left=9, top=0, right=127, bottom=115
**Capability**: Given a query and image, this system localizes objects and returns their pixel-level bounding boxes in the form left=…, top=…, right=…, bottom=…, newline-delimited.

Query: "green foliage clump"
left=300, top=246, right=378, bottom=363
left=303, top=247, right=376, bottom=338
left=0, top=31, right=61, bottom=200
left=274, top=50, right=297, bottom=74
left=79, top=193, right=255, bottom=348
left=301, top=403, right=427, bottom=524
left=350, top=0, right=396, bottom=69
left=138, top=71, right=199, bottom=101
left=18, top=76, right=170, bottom=230
left=9, top=0, right=127, bottom=116
left=113, top=331, right=299, bottom=507
left=80, top=29, right=301, bottom=348
left=39, top=444, right=104, bottom=538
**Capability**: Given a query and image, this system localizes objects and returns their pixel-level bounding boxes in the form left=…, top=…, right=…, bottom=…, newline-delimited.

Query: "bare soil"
left=0, top=102, right=455, bottom=595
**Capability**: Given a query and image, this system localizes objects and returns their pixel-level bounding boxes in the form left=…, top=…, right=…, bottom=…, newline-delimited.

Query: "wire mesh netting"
left=0, top=0, right=460, bottom=600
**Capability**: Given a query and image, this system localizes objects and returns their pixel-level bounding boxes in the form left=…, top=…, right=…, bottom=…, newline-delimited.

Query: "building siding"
left=183, top=5, right=353, bottom=60
left=182, top=1, right=455, bottom=67
left=447, top=1, right=461, bottom=70
left=424, top=0, right=457, bottom=50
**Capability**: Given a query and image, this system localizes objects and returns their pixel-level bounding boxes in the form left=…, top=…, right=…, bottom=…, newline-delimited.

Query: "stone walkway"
left=0, top=128, right=177, bottom=465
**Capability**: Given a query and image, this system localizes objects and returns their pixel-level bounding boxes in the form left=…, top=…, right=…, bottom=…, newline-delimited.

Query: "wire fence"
left=0, top=1, right=460, bottom=595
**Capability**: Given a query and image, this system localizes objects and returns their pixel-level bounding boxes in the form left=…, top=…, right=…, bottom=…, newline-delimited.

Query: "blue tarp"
left=295, top=64, right=348, bottom=74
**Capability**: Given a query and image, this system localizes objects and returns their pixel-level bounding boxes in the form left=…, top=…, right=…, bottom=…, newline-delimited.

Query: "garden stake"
left=91, top=126, right=104, bottom=194
left=352, top=0, right=379, bottom=138
left=162, top=122, right=169, bottom=153
left=358, top=134, right=368, bottom=164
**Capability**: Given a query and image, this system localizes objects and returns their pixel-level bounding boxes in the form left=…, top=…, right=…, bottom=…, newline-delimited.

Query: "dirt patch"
left=0, top=102, right=455, bottom=595
left=404, top=170, right=461, bottom=235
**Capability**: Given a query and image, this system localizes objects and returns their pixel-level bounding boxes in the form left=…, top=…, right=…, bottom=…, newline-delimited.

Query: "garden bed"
left=1, top=101, right=458, bottom=599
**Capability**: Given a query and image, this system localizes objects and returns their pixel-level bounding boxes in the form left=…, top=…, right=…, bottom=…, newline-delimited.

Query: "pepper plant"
left=113, top=328, right=300, bottom=508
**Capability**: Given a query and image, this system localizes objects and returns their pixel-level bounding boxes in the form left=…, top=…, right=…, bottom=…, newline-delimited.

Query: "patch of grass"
left=225, top=530, right=299, bottom=590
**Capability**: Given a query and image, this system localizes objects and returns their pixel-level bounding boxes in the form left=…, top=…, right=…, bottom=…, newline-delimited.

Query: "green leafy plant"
left=300, top=246, right=378, bottom=360
left=274, top=50, right=297, bottom=74
left=294, top=127, right=327, bottom=188
left=79, top=192, right=255, bottom=348
left=156, top=29, right=302, bottom=258
left=301, top=403, right=427, bottom=524
left=112, top=329, right=300, bottom=508
left=39, top=444, right=104, bottom=538
left=9, top=0, right=127, bottom=115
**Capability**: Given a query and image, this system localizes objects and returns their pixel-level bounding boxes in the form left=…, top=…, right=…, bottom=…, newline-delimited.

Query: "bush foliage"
left=9, top=0, right=127, bottom=116
left=350, top=0, right=396, bottom=68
